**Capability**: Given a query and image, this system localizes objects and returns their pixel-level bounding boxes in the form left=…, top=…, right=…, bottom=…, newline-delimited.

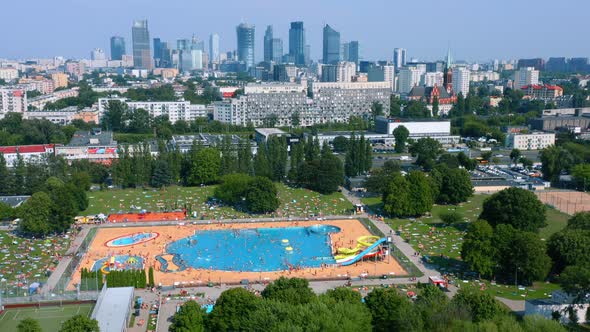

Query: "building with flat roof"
left=98, top=98, right=207, bottom=123
left=0, top=144, right=55, bottom=167
left=56, top=129, right=118, bottom=163
left=0, top=88, right=27, bottom=119
left=0, top=196, right=30, bottom=208
left=91, top=286, right=134, bottom=332
left=255, top=128, right=288, bottom=143
left=505, top=132, right=555, bottom=150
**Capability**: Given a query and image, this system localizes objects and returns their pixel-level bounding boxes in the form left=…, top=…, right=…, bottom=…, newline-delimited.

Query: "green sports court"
left=0, top=304, right=94, bottom=332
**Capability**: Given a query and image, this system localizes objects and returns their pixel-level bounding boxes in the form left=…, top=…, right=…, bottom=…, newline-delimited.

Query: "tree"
left=404, top=100, right=430, bottom=118
left=406, top=171, right=433, bottom=216
left=479, top=188, right=546, bottom=232
left=461, top=220, right=496, bottom=278
left=451, top=288, right=505, bottom=323
left=431, top=166, right=473, bottom=204
left=253, top=144, right=271, bottom=179
left=493, top=225, right=552, bottom=284
left=244, top=176, right=280, bottom=214
left=17, top=318, right=42, bottom=332
left=261, top=277, right=315, bottom=305
left=439, top=210, right=463, bottom=224
left=169, top=300, right=205, bottom=332
left=510, top=148, right=522, bottom=165
left=382, top=174, right=411, bottom=217
left=18, top=192, right=52, bottom=237
left=566, top=212, right=590, bottom=230
left=571, top=163, right=590, bottom=191
left=393, top=125, right=410, bottom=153
left=188, top=148, right=221, bottom=185
left=522, top=315, right=567, bottom=332
left=390, top=95, right=402, bottom=117
left=0, top=153, right=14, bottom=194
left=59, top=315, right=99, bottom=332
left=150, top=159, right=173, bottom=188
left=432, top=96, right=439, bottom=117
left=409, top=138, right=443, bottom=170
left=214, top=174, right=252, bottom=205
left=291, top=112, right=300, bottom=127
left=364, top=160, right=401, bottom=194
left=559, top=265, right=590, bottom=304
left=322, top=287, right=363, bottom=304
left=548, top=230, right=590, bottom=272
left=207, top=288, right=261, bottom=331
left=540, top=145, right=574, bottom=183
left=365, top=287, right=423, bottom=332
left=332, top=136, right=349, bottom=153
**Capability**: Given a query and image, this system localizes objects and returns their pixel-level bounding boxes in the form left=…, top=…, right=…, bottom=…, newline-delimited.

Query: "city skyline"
left=1, top=0, right=590, bottom=62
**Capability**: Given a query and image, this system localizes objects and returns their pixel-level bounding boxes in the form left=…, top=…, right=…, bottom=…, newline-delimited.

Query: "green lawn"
left=0, top=304, right=94, bottom=332
left=361, top=193, right=571, bottom=300
left=83, top=184, right=353, bottom=219
left=0, top=231, right=71, bottom=296
left=458, top=280, right=562, bottom=301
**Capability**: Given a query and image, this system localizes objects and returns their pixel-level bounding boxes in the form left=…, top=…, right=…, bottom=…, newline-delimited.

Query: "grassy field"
left=361, top=193, right=572, bottom=300
left=83, top=183, right=353, bottom=219
left=0, top=304, right=94, bottom=332
left=0, top=231, right=72, bottom=296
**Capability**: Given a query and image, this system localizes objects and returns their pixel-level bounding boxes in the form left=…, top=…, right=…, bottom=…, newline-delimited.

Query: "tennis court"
left=0, top=303, right=94, bottom=332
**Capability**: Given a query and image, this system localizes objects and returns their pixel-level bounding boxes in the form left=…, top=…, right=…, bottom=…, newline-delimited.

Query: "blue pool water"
left=91, top=255, right=144, bottom=272
left=163, top=225, right=341, bottom=272
left=109, top=233, right=156, bottom=247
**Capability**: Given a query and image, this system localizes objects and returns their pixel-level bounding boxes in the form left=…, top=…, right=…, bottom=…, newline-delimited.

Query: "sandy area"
left=71, top=220, right=406, bottom=288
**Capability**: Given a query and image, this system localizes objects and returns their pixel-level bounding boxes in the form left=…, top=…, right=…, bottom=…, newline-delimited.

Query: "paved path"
left=40, top=225, right=92, bottom=295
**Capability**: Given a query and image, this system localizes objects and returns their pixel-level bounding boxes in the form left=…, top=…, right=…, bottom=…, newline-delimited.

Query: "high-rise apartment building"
left=393, top=48, right=406, bottom=69
left=132, top=20, right=152, bottom=70
left=423, top=72, right=444, bottom=87
left=236, top=23, right=255, bottom=69
left=452, top=66, right=471, bottom=96
left=209, top=34, right=220, bottom=64
left=289, top=22, right=306, bottom=66
left=513, top=67, right=539, bottom=89
left=398, top=67, right=422, bottom=94
left=0, top=89, right=27, bottom=119
left=110, top=36, right=126, bottom=61
left=383, top=65, right=395, bottom=92
left=323, top=25, right=340, bottom=64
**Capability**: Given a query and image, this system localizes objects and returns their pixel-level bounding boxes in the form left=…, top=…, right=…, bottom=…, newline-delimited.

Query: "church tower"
left=443, top=48, right=453, bottom=94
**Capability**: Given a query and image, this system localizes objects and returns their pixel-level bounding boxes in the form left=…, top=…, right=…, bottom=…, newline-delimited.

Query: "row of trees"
left=214, top=174, right=280, bottom=214
left=344, top=133, right=372, bottom=177
left=0, top=113, right=85, bottom=146
left=169, top=276, right=565, bottom=332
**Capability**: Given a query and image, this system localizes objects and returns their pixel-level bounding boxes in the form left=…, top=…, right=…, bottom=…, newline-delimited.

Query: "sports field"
left=83, top=184, right=353, bottom=219
left=0, top=304, right=94, bottom=332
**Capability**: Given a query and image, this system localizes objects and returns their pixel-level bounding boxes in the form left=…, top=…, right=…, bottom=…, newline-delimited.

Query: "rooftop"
left=0, top=144, right=55, bottom=154
left=67, top=129, right=116, bottom=147
left=0, top=196, right=30, bottom=208
left=91, top=286, right=134, bottom=332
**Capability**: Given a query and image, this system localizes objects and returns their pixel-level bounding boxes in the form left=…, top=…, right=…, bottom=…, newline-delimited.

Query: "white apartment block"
left=453, top=67, right=471, bottom=96
left=0, top=88, right=27, bottom=119
left=336, top=61, right=357, bottom=83
left=513, top=67, right=539, bottom=89
left=398, top=67, right=422, bottom=94
left=0, top=68, right=19, bottom=81
left=422, top=72, right=444, bottom=87
left=470, top=71, right=500, bottom=82
left=383, top=65, right=395, bottom=91
left=505, top=132, right=555, bottom=150
left=214, top=81, right=391, bottom=127
left=98, top=98, right=208, bottom=123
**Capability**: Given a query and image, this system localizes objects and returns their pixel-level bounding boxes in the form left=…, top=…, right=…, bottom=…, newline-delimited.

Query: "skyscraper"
left=160, top=42, right=172, bottom=68
left=393, top=48, right=406, bottom=69
left=236, top=23, right=255, bottom=69
left=132, top=20, right=152, bottom=70
left=209, top=33, right=219, bottom=64
left=264, top=26, right=273, bottom=62
left=323, top=25, right=340, bottom=64
left=91, top=48, right=106, bottom=61
left=153, top=38, right=162, bottom=67
left=348, top=41, right=359, bottom=65
left=110, top=36, right=126, bottom=61
left=452, top=66, right=471, bottom=96
left=271, top=39, right=283, bottom=63
left=289, top=22, right=306, bottom=66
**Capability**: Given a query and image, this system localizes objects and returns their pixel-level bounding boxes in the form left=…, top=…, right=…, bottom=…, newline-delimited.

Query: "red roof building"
left=0, top=144, right=56, bottom=167
left=521, top=84, right=564, bottom=100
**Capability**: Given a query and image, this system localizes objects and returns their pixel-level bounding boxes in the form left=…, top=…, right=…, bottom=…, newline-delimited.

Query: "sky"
left=1, top=0, right=589, bottom=62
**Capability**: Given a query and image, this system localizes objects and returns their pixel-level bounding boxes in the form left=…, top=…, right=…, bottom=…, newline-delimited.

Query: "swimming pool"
left=91, top=255, right=144, bottom=272
left=161, top=225, right=341, bottom=272
left=105, top=232, right=159, bottom=247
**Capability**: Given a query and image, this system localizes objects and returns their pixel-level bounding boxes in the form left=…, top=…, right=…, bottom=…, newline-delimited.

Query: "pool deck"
left=71, top=219, right=406, bottom=288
